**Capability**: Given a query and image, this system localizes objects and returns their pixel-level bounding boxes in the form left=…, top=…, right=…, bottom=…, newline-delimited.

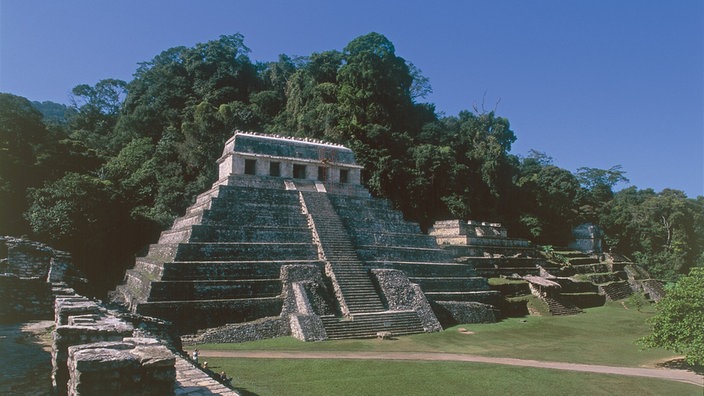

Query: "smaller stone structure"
left=568, top=223, right=604, bottom=254
left=430, top=220, right=525, bottom=247
left=428, top=219, right=548, bottom=278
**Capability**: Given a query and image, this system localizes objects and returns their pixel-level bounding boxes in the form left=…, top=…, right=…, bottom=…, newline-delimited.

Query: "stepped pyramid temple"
left=111, top=131, right=500, bottom=340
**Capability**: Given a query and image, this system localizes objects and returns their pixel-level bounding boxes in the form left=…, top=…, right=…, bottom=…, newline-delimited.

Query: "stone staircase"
left=598, top=281, right=634, bottom=301
left=299, top=191, right=427, bottom=338
left=301, top=191, right=386, bottom=314
left=551, top=249, right=633, bottom=303
left=543, top=296, right=583, bottom=315
left=320, top=311, right=425, bottom=339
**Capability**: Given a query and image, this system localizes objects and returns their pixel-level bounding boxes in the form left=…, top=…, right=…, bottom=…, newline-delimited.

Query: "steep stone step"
left=135, top=297, right=283, bottom=334
left=320, top=311, right=425, bottom=339
left=114, top=269, right=156, bottom=307
left=158, top=227, right=193, bottom=244
left=199, top=209, right=309, bottom=228
left=351, top=232, right=440, bottom=249
left=598, top=281, right=633, bottom=301
left=185, top=225, right=312, bottom=244
left=543, top=296, right=583, bottom=315
left=366, top=261, right=478, bottom=277
left=185, top=197, right=214, bottom=215
left=424, top=290, right=502, bottom=305
left=147, top=279, right=282, bottom=301
left=408, top=277, right=490, bottom=292
left=301, top=191, right=386, bottom=314
left=172, top=213, right=204, bottom=230
left=160, top=260, right=323, bottom=280
left=169, top=242, right=318, bottom=261
left=132, top=257, right=165, bottom=280
left=198, top=185, right=300, bottom=205
left=357, top=246, right=453, bottom=262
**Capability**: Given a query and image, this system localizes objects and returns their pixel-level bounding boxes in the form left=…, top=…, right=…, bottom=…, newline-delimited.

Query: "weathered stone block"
left=67, top=339, right=175, bottom=396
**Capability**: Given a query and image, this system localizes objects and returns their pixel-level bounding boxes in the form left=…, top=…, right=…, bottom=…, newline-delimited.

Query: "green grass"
left=487, top=277, right=527, bottom=286
left=196, top=303, right=702, bottom=395
left=205, top=358, right=702, bottom=396
left=199, top=303, right=675, bottom=367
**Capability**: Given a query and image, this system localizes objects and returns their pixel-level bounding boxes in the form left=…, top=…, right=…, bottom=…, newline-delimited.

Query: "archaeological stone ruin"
left=0, top=236, right=238, bottom=395
left=2, top=131, right=668, bottom=394
left=108, top=131, right=665, bottom=341
left=110, top=131, right=503, bottom=341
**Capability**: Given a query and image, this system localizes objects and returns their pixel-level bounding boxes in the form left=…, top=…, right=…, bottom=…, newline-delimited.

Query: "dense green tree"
left=24, top=173, right=135, bottom=291
left=575, top=165, right=629, bottom=222
left=432, top=111, right=517, bottom=224
left=337, top=32, right=415, bottom=134
left=68, top=79, right=127, bottom=155
left=600, top=188, right=703, bottom=281
left=31, top=100, right=71, bottom=126
left=640, top=267, right=704, bottom=365
left=282, top=51, right=343, bottom=138
left=515, top=153, right=581, bottom=244
left=0, top=94, right=49, bottom=234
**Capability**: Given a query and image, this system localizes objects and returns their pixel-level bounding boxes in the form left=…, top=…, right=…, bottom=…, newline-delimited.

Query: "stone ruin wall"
left=0, top=236, right=86, bottom=321
left=52, top=295, right=178, bottom=395
left=0, top=237, right=235, bottom=395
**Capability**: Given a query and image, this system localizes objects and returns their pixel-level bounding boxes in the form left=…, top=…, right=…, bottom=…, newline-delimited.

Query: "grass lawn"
left=198, top=302, right=678, bottom=367
left=196, top=303, right=703, bottom=395
left=205, top=358, right=702, bottom=396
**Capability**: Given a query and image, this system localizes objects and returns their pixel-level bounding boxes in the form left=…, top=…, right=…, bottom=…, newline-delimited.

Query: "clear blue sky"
left=1, top=1, right=702, bottom=197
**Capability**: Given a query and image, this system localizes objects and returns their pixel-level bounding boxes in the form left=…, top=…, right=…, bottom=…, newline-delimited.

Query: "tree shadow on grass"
left=657, top=358, right=704, bottom=375
left=197, top=363, right=260, bottom=395
left=0, top=321, right=53, bottom=395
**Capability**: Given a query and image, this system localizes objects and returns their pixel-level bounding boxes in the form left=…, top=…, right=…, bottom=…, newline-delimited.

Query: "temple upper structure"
left=215, top=132, right=365, bottom=195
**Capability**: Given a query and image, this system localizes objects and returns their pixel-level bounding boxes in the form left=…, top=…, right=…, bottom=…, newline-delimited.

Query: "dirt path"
left=197, top=350, right=704, bottom=387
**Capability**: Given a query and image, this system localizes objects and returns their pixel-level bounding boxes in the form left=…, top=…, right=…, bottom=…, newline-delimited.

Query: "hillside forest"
left=1, top=33, right=702, bottom=295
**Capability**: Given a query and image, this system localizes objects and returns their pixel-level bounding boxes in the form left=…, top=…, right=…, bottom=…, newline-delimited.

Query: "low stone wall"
left=187, top=316, right=290, bottom=344
left=67, top=338, right=175, bottom=395
left=50, top=293, right=203, bottom=395
left=637, top=279, right=666, bottom=301
left=624, top=264, right=666, bottom=302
